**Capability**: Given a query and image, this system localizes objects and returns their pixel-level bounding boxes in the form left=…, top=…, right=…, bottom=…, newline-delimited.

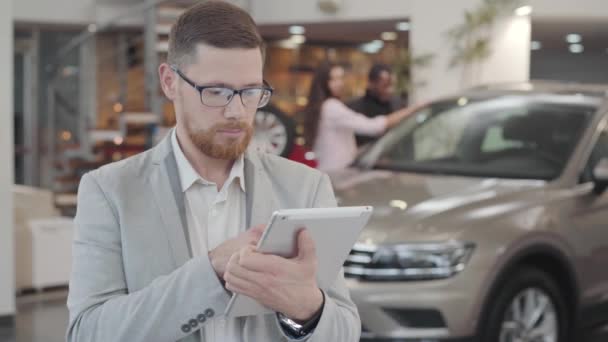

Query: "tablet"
left=224, top=206, right=373, bottom=318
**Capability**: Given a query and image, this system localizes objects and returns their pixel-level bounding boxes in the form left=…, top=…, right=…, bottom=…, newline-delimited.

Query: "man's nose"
left=224, top=93, right=246, bottom=120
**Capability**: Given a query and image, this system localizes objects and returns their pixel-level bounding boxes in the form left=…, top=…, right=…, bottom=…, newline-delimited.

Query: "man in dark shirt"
left=347, top=63, right=403, bottom=146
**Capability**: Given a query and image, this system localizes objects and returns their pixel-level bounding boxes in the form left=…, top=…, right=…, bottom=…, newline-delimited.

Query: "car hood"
left=330, top=168, right=547, bottom=245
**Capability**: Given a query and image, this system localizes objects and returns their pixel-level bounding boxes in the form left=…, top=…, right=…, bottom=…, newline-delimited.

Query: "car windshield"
left=357, top=95, right=596, bottom=180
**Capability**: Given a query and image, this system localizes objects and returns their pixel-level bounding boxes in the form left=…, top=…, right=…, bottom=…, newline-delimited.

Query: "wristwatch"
left=277, top=291, right=325, bottom=337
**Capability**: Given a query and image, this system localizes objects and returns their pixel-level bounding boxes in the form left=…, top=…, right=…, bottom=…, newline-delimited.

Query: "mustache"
left=212, top=121, right=251, bottom=131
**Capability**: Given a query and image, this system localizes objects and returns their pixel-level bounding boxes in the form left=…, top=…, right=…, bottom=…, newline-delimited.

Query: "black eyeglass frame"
left=170, top=65, right=274, bottom=108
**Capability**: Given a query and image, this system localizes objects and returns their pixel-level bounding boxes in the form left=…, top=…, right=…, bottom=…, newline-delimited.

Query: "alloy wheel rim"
left=253, top=110, right=288, bottom=155
left=499, top=287, right=558, bottom=342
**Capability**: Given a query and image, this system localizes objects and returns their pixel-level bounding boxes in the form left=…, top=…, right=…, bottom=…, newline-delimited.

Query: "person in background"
left=347, top=63, right=403, bottom=146
left=304, top=62, right=422, bottom=173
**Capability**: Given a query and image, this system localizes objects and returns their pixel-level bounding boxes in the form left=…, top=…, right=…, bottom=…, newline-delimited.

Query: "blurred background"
left=1, top=0, right=608, bottom=341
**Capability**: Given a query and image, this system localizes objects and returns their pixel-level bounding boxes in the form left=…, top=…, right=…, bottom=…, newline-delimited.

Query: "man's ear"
left=159, top=63, right=177, bottom=101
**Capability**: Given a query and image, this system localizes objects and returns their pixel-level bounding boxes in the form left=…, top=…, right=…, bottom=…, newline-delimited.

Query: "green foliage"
left=446, top=0, right=521, bottom=69
left=393, top=48, right=436, bottom=96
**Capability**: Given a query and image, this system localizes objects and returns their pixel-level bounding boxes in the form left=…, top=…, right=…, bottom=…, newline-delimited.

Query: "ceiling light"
left=381, top=32, right=398, bottom=41
left=289, top=25, right=305, bottom=35
left=290, top=34, right=306, bottom=44
left=565, top=33, right=582, bottom=44
left=457, top=97, right=468, bottom=106
left=389, top=200, right=408, bottom=211
left=396, top=21, right=410, bottom=31
left=569, top=44, right=584, bottom=54
left=360, top=40, right=384, bottom=54
left=277, top=39, right=297, bottom=49
left=514, top=5, right=532, bottom=16
left=531, top=41, right=542, bottom=50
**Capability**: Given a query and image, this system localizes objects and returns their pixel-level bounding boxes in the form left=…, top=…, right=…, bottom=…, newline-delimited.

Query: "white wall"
left=480, top=16, right=531, bottom=86
left=410, top=0, right=531, bottom=102
left=531, top=0, right=608, bottom=19
left=251, top=0, right=413, bottom=24
left=12, top=0, right=608, bottom=26
left=13, top=0, right=96, bottom=24
left=251, top=0, right=608, bottom=24
left=1, top=0, right=16, bottom=317
left=13, top=0, right=142, bottom=26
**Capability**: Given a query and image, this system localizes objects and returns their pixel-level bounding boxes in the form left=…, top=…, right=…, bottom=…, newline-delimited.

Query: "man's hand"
left=208, top=225, right=265, bottom=279
left=224, top=229, right=324, bottom=322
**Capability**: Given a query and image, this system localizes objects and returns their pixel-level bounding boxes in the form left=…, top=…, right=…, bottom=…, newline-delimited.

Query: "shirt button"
left=197, top=314, right=207, bottom=323
left=205, top=308, right=215, bottom=318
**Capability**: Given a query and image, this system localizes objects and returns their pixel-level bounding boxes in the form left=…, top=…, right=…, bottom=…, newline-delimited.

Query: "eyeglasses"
left=171, top=65, right=273, bottom=108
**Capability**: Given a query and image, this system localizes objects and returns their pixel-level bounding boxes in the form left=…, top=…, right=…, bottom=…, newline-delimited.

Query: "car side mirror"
left=592, top=158, right=608, bottom=194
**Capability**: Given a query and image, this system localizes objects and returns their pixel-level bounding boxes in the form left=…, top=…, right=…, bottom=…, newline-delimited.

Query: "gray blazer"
left=66, top=132, right=361, bottom=342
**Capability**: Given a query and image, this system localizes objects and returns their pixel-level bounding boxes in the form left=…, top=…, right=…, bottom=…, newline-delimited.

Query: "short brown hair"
left=168, top=1, right=265, bottom=67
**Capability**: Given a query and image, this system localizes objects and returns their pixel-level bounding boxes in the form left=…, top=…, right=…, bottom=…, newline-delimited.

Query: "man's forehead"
left=192, top=43, right=262, bottom=60
left=182, top=44, right=263, bottom=84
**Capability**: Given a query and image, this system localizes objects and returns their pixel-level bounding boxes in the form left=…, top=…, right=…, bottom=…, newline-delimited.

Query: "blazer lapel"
left=244, top=150, right=278, bottom=228
left=148, top=132, right=192, bottom=267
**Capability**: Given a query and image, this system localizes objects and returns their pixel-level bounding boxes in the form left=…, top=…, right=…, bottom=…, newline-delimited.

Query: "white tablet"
left=224, top=206, right=373, bottom=318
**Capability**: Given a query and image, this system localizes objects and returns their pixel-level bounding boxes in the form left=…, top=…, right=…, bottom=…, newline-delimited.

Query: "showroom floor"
left=1, top=289, right=608, bottom=342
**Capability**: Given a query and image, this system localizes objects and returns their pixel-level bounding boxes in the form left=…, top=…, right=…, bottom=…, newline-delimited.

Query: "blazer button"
left=197, top=314, right=207, bottom=323
left=181, top=324, right=191, bottom=333
left=189, top=319, right=198, bottom=328
left=205, top=308, right=215, bottom=318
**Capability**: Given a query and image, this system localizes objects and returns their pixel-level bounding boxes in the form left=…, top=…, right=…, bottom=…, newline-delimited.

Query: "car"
left=253, top=103, right=296, bottom=157
left=331, top=82, right=608, bottom=342
left=253, top=103, right=317, bottom=167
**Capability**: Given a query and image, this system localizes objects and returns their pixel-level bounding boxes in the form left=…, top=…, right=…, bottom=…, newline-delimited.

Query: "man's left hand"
left=224, top=228, right=323, bottom=322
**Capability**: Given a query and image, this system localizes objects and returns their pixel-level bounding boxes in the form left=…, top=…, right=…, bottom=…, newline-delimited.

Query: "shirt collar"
left=171, top=128, right=246, bottom=193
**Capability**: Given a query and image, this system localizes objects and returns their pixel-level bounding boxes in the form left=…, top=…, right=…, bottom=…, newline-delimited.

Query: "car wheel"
left=478, top=267, right=570, bottom=342
left=253, top=104, right=296, bottom=158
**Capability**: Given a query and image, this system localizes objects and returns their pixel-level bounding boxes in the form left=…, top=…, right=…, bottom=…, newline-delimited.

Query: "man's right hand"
left=208, top=224, right=265, bottom=279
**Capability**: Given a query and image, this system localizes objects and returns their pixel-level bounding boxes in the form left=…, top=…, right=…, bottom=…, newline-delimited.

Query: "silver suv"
left=332, top=83, right=608, bottom=342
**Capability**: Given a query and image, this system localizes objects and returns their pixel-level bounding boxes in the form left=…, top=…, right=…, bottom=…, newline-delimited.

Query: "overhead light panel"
left=360, top=40, right=384, bottom=54
left=530, top=41, right=542, bottom=50
left=381, top=32, right=398, bottom=41
left=289, top=25, right=306, bottom=35
left=569, top=44, right=584, bottom=54
left=565, top=33, right=582, bottom=44
left=290, top=34, right=306, bottom=44
left=514, top=5, right=532, bottom=16
left=395, top=21, right=410, bottom=32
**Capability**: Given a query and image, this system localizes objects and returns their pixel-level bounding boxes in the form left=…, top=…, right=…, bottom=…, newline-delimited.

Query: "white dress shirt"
left=313, top=98, right=387, bottom=172
left=172, top=130, right=246, bottom=342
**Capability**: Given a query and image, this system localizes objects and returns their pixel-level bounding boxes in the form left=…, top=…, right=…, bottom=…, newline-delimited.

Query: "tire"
left=253, top=104, right=296, bottom=158
left=478, top=266, right=570, bottom=342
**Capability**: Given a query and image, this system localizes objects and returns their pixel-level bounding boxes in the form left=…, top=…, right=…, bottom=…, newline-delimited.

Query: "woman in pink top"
left=304, top=63, right=420, bottom=172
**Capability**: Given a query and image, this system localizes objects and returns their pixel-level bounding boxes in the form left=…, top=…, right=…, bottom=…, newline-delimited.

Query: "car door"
left=569, top=120, right=608, bottom=328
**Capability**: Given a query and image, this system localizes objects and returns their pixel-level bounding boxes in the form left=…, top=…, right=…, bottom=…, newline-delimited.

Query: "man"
left=66, top=2, right=360, bottom=342
left=347, top=63, right=402, bottom=146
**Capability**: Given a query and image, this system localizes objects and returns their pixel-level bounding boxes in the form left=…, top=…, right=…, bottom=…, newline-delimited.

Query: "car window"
left=411, top=107, right=473, bottom=160
left=366, top=96, right=594, bottom=180
left=481, top=126, right=524, bottom=152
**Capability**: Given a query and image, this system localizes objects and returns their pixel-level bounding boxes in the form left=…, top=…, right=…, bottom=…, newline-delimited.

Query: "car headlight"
left=345, top=241, right=475, bottom=281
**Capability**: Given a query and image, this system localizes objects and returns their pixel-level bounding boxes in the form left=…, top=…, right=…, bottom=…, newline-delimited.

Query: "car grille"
left=344, top=243, right=376, bottom=278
